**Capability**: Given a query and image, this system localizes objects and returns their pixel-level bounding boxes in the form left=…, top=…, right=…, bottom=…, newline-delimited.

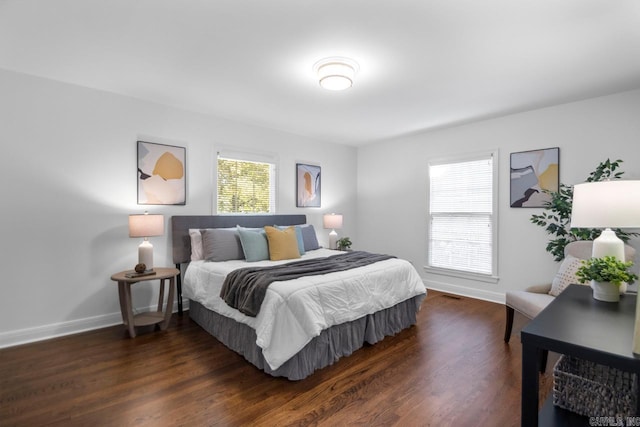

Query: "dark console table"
left=520, top=284, right=640, bottom=426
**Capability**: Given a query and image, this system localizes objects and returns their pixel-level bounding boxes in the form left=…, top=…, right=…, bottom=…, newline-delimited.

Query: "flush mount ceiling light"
left=314, top=57, right=359, bottom=91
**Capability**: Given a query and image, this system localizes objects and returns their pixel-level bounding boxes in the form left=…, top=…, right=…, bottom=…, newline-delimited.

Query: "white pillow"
left=549, top=255, right=584, bottom=297
left=189, top=229, right=203, bottom=261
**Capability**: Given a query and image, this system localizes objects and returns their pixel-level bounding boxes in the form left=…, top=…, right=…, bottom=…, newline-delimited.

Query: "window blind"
left=428, top=153, right=496, bottom=277
left=217, top=150, right=277, bottom=214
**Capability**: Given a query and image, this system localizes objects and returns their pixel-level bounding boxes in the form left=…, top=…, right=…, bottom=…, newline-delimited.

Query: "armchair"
left=504, top=240, right=635, bottom=342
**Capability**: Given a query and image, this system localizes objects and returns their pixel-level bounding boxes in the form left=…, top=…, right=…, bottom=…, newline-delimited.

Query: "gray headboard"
left=171, top=214, right=307, bottom=264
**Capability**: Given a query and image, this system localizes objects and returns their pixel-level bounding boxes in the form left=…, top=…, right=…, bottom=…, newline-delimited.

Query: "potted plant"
left=575, top=256, right=638, bottom=302
left=337, top=237, right=352, bottom=251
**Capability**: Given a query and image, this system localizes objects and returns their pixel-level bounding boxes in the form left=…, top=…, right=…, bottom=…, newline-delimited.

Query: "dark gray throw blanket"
left=220, top=251, right=396, bottom=317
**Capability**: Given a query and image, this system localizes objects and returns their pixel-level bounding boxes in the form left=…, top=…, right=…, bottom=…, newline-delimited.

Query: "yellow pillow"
left=264, top=226, right=301, bottom=261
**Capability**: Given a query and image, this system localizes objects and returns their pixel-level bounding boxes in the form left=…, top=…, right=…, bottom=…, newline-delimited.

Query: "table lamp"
left=570, top=180, right=640, bottom=260
left=323, top=213, right=343, bottom=250
left=129, top=212, right=164, bottom=270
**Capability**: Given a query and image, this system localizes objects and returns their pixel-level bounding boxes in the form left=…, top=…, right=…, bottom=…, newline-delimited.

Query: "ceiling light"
left=314, top=57, right=359, bottom=91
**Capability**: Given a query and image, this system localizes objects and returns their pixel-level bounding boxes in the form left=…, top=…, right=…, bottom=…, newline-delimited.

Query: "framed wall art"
left=137, top=141, right=186, bottom=205
left=296, top=163, right=321, bottom=207
left=510, top=147, right=559, bottom=208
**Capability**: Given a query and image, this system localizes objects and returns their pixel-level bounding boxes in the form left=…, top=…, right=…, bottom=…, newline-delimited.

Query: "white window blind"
left=217, top=150, right=277, bottom=214
left=427, top=152, right=498, bottom=279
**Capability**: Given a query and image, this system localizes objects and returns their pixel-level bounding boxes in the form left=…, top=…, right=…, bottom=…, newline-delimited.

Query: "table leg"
left=157, top=279, right=165, bottom=312
left=521, top=342, right=539, bottom=427
left=176, top=264, right=183, bottom=315
left=636, top=373, right=640, bottom=415
left=117, top=281, right=128, bottom=326
left=121, top=282, right=136, bottom=338
left=161, top=277, right=175, bottom=331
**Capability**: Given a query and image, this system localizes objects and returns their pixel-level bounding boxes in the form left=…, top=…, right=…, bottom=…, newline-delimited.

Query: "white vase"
left=591, top=280, right=620, bottom=302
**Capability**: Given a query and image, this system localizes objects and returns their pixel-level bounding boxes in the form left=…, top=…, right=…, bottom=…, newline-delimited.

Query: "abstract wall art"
left=510, top=147, right=559, bottom=208
left=296, top=163, right=321, bottom=207
left=137, top=141, right=186, bottom=205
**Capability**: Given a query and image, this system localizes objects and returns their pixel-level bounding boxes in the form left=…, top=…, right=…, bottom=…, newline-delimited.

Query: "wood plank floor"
left=0, top=291, right=553, bottom=426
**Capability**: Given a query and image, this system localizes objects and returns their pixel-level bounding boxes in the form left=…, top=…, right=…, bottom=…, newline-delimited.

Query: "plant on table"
left=337, top=237, right=352, bottom=251
left=575, top=256, right=638, bottom=286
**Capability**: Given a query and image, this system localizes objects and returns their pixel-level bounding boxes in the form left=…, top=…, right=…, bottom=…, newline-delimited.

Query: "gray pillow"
left=300, top=224, right=320, bottom=251
left=202, top=229, right=245, bottom=262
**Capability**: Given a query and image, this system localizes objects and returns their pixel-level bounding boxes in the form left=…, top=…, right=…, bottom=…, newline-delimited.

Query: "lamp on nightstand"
left=129, top=211, right=164, bottom=270
left=323, top=213, right=343, bottom=250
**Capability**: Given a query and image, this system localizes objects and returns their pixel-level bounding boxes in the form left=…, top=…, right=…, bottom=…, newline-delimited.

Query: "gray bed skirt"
left=189, top=294, right=426, bottom=380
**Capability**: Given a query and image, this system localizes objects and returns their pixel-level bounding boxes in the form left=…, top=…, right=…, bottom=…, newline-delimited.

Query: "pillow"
left=237, top=226, right=269, bottom=262
left=201, top=228, right=245, bottom=262
left=189, top=228, right=203, bottom=261
left=276, top=225, right=305, bottom=255
left=299, top=224, right=320, bottom=251
left=264, top=226, right=301, bottom=261
left=549, top=255, right=584, bottom=297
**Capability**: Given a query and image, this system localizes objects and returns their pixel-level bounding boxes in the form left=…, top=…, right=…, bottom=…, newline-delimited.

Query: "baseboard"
left=425, top=279, right=505, bottom=304
left=0, top=300, right=189, bottom=349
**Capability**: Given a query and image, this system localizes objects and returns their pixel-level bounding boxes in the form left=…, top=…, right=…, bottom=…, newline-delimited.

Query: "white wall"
left=0, top=69, right=357, bottom=347
left=357, top=90, right=640, bottom=302
left=3, top=66, right=639, bottom=348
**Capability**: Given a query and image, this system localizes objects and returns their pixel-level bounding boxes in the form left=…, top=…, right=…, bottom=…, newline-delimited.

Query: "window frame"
left=425, top=149, right=499, bottom=283
left=215, top=148, right=278, bottom=215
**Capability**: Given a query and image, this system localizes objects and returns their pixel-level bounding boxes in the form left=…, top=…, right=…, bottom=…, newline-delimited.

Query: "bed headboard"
left=171, top=214, right=307, bottom=264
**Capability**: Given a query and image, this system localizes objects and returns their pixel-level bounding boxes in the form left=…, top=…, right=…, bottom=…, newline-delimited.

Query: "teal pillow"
left=276, top=225, right=305, bottom=255
left=237, top=226, right=269, bottom=262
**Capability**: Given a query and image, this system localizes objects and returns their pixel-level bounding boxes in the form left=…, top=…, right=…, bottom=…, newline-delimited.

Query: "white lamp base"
left=138, top=239, right=154, bottom=270
left=592, top=228, right=625, bottom=260
left=329, top=230, right=338, bottom=250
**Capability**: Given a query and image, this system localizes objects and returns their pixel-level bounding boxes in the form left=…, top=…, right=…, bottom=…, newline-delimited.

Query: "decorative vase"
left=591, top=280, right=620, bottom=302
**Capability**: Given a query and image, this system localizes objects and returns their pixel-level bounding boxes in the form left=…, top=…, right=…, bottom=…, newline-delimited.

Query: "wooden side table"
left=110, top=267, right=179, bottom=338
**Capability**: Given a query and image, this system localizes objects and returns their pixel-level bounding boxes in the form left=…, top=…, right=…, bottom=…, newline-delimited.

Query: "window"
left=427, top=151, right=498, bottom=281
left=217, top=150, right=277, bottom=214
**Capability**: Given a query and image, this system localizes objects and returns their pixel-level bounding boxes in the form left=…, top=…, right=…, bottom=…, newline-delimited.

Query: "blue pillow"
left=237, top=226, right=269, bottom=262
left=300, top=224, right=320, bottom=251
left=276, top=225, right=305, bottom=255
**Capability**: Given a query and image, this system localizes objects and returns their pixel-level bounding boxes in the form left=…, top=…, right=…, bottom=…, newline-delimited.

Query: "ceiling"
left=1, top=1, right=639, bottom=146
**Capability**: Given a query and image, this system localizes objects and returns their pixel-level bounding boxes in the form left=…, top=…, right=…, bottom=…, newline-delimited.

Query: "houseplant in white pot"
left=575, top=256, right=638, bottom=302
left=337, top=237, right=352, bottom=251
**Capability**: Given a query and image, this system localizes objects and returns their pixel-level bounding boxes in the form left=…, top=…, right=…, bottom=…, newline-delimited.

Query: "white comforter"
left=183, top=248, right=427, bottom=370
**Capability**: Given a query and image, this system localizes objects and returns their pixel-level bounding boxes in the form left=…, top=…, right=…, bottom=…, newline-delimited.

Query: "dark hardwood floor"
left=0, top=291, right=552, bottom=426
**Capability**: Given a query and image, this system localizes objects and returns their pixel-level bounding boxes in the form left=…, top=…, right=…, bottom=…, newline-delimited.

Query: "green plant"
left=575, top=256, right=638, bottom=285
left=530, top=159, right=638, bottom=261
left=337, top=237, right=352, bottom=250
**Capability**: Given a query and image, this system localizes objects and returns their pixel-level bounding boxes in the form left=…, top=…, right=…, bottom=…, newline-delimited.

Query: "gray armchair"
left=504, top=240, right=635, bottom=342
left=504, top=240, right=635, bottom=373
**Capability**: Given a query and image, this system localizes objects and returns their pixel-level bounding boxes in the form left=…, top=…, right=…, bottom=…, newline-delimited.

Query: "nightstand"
left=110, top=267, right=179, bottom=338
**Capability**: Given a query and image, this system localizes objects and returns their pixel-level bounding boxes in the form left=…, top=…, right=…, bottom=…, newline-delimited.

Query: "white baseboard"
left=425, top=279, right=505, bottom=304
left=0, top=300, right=189, bottom=349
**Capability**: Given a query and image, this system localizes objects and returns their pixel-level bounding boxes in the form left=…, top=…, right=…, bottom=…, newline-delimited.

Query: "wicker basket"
left=553, top=355, right=638, bottom=417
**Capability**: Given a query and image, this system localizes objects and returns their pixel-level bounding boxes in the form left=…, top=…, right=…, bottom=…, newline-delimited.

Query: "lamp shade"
left=570, top=181, right=640, bottom=229
left=323, top=213, right=343, bottom=230
left=129, top=213, right=164, bottom=238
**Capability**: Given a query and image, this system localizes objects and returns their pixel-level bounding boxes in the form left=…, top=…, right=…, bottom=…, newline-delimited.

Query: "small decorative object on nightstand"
left=110, top=267, right=179, bottom=338
left=337, top=237, right=352, bottom=251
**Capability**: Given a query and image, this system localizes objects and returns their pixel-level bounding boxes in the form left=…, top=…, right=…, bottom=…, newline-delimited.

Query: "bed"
left=172, top=215, right=427, bottom=380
